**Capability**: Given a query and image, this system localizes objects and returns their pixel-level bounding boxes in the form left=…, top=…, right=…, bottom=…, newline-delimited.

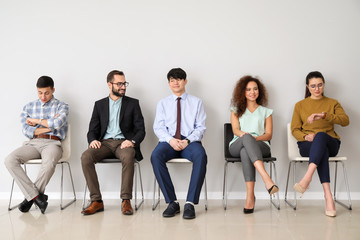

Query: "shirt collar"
left=108, top=96, right=122, bottom=104
left=38, top=96, right=55, bottom=107
left=171, top=92, right=187, bottom=101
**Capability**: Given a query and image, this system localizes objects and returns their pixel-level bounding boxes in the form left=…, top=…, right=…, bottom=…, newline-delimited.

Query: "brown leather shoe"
left=121, top=199, right=133, bottom=215
left=81, top=201, right=104, bottom=215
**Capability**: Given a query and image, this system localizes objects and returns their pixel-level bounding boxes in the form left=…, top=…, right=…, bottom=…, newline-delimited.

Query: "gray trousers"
left=81, top=139, right=135, bottom=201
left=229, top=134, right=270, bottom=182
left=4, top=139, right=63, bottom=201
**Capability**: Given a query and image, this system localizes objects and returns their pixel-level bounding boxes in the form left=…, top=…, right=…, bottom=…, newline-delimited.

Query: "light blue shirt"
left=229, top=105, right=273, bottom=147
left=104, top=97, right=125, bottom=139
left=153, top=92, right=206, bottom=143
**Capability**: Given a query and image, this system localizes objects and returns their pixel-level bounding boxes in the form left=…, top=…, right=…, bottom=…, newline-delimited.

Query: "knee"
left=243, top=133, right=255, bottom=143
left=314, top=132, right=327, bottom=140
left=120, top=148, right=135, bottom=165
left=81, top=150, right=94, bottom=167
left=193, top=151, right=207, bottom=166
left=4, top=155, right=17, bottom=169
left=150, top=145, right=166, bottom=165
left=150, top=150, right=161, bottom=166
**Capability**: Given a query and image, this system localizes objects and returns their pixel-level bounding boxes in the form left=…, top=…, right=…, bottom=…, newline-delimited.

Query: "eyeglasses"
left=111, top=81, right=129, bottom=87
left=308, top=83, right=323, bottom=89
left=169, top=79, right=184, bottom=83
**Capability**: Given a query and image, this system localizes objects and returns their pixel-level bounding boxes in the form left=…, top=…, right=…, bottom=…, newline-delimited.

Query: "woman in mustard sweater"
left=291, top=71, right=349, bottom=217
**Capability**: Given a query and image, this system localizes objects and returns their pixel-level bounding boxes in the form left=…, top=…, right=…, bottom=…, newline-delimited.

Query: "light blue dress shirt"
left=153, top=92, right=206, bottom=143
left=103, top=97, right=125, bottom=139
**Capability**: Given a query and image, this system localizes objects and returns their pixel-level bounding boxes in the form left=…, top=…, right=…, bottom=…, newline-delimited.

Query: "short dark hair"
left=167, top=68, right=186, bottom=81
left=107, top=70, right=125, bottom=82
left=36, top=76, right=54, bottom=89
left=305, top=71, right=325, bottom=98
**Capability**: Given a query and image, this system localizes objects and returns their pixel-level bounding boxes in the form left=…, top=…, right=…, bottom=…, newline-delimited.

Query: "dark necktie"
left=175, top=97, right=181, bottom=139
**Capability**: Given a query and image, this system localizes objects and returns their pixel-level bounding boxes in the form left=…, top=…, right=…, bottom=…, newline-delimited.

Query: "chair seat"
left=293, top=156, right=347, bottom=161
left=285, top=123, right=352, bottom=210
left=225, top=157, right=277, bottom=162
left=152, top=157, right=208, bottom=211
left=167, top=158, right=191, bottom=163
left=21, top=157, right=70, bottom=164
left=222, top=123, right=280, bottom=210
left=97, top=158, right=122, bottom=163
left=82, top=158, right=145, bottom=211
left=9, top=124, right=76, bottom=211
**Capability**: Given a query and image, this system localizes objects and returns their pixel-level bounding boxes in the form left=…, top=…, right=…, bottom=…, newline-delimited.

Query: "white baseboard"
left=1, top=191, right=359, bottom=200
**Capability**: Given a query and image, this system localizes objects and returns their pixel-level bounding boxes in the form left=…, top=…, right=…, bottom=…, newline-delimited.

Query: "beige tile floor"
left=0, top=199, right=359, bottom=240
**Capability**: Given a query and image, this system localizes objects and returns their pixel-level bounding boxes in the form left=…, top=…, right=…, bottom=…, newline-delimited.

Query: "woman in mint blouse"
left=229, top=75, right=278, bottom=214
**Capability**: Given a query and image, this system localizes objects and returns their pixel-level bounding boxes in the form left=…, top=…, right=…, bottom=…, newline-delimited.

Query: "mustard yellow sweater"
left=291, top=96, right=349, bottom=141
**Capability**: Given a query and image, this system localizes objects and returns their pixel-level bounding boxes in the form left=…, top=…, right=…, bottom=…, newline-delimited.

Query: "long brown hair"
left=231, top=75, right=268, bottom=118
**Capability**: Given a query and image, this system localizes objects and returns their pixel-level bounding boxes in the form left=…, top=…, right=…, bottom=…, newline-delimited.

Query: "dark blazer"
left=87, top=96, right=146, bottom=161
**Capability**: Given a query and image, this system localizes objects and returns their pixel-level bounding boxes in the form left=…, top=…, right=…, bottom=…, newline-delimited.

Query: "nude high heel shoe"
left=325, top=210, right=336, bottom=217
left=293, top=183, right=308, bottom=198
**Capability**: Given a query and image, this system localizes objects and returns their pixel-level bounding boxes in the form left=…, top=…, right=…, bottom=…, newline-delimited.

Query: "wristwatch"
left=131, top=140, right=136, bottom=144
left=185, top=138, right=190, bottom=144
left=322, top=112, right=327, bottom=119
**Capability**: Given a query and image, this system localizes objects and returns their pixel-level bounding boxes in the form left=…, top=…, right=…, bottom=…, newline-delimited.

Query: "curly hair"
left=231, top=75, right=268, bottom=118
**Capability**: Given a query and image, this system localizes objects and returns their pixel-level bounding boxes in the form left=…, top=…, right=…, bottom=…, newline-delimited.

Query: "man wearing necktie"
left=151, top=68, right=207, bottom=219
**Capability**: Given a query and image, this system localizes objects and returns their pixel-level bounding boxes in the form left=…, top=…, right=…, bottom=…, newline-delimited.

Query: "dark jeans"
left=151, top=141, right=207, bottom=204
left=297, top=132, right=340, bottom=183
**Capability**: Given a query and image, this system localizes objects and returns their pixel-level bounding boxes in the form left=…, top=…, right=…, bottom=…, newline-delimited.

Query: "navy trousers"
left=151, top=141, right=207, bottom=204
left=297, top=132, right=341, bottom=183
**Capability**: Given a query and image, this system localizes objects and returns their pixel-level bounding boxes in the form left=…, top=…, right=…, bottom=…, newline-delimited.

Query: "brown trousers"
left=81, top=139, right=135, bottom=201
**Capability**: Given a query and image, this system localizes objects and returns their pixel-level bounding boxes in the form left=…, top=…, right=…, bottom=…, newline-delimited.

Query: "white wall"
left=1, top=0, right=359, bottom=200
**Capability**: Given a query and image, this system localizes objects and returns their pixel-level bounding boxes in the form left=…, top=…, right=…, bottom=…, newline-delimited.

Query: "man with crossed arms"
left=5, top=76, right=69, bottom=214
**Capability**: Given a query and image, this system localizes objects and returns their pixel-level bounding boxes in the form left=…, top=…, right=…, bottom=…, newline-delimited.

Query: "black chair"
left=223, top=123, right=280, bottom=210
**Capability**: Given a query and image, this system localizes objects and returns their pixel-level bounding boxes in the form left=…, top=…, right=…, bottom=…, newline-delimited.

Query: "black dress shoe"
left=42, top=194, right=48, bottom=201
left=18, top=199, right=34, bottom=213
left=162, top=201, right=180, bottom=217
left=34, top=194, right=48, bottom=214
left=183, top=203, right=196, bottom=219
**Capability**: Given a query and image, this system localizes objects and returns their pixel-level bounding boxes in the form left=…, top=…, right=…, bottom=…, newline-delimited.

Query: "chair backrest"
left=60, top=124, right=71, bottom=162
left=224, top=123, right=234, bottom=158
left=287, top=123, right=300, bottom=160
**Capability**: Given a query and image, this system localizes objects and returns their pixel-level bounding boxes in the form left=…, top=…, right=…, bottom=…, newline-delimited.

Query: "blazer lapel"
left=119, top=96, right=128, bottom=123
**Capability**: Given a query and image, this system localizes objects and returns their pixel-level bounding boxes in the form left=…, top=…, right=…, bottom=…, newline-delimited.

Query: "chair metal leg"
left=269, top=161, right=280, bottom=210
left=134, top=162, right=144, bottom=210
left=204, top=177, right=208, bottom=211
left=8, top=179, right=19, bottom=211
left=284, top=161, right=297, bottom=210
left=333, top=161, right=352, bottom=210
left=152, top=178, right=160, bottom=210
left=82, top=184, right=88, bottom=210
left=60, top=162, right=76, bottom=210
left=222, top=161, right=229, bottom=210
left=8, top=164, right=28, bottom=211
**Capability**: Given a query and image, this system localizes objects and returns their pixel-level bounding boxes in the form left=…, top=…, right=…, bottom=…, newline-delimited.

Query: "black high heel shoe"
left=243, top=196, right=256, bottom=214
left=267, top=185, right=279, bottom=195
